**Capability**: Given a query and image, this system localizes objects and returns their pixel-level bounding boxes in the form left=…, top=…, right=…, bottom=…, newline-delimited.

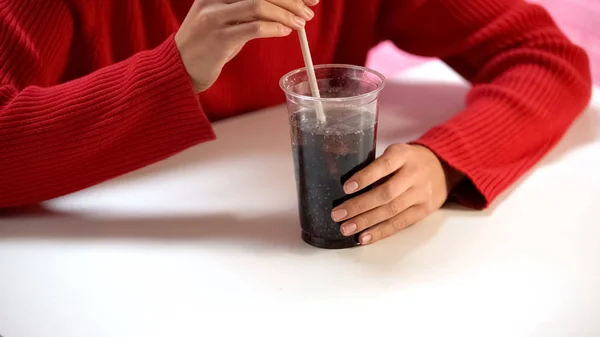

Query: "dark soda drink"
left=290, top=108, right=377, bottom=249
left=280, top=64, right=386, bottom=248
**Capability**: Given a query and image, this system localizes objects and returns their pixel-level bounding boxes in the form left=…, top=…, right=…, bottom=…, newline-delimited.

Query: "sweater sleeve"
left=0, top=2, right=215, bottom=208
left=379, top=0, right=593, bottom=209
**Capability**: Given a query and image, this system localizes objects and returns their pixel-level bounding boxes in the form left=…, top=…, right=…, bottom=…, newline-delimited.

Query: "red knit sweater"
left=0, top=0, right=592, bottom=209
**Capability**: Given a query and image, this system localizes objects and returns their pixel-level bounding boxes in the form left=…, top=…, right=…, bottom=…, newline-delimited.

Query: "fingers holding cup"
left=341, top=144, right=409, bottom=195
left=339, top=187, right=422, bottom=236
left=358, top=205, right=429, bottom=245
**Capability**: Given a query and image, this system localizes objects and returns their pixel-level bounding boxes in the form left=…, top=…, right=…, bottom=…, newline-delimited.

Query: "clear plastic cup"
left=280, top=64, right=386, bottom=249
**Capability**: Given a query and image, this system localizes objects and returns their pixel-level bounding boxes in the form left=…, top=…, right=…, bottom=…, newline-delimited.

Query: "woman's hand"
left=175, top=0, right=318, bottom=92
left=332, top=144, right=464, bottom=245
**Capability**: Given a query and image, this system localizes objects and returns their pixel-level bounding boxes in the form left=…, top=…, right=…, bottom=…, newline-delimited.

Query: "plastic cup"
left=280, top=64, right=386, bottom=249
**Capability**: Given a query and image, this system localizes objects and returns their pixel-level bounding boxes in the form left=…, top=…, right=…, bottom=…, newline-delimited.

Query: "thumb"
left=224, top=46, right=243, bottom=62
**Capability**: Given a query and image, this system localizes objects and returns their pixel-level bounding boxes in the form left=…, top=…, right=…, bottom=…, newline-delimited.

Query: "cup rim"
left=279, top=64, right=386, bottom=102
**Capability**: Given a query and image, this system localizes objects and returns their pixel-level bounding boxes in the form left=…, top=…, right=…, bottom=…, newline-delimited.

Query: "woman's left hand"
left=331, top=143, right=461, bottom=245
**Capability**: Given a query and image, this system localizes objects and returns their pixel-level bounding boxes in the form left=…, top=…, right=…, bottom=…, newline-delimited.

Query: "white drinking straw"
left=297, top=28, right=326, bottom=124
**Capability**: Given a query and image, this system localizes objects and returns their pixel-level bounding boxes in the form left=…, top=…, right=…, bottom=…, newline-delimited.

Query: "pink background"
left=367, top=0, right=600, bottom=85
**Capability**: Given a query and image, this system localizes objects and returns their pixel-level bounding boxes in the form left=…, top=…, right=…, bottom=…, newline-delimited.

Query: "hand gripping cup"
left=280, top=64, right=386, bottom=249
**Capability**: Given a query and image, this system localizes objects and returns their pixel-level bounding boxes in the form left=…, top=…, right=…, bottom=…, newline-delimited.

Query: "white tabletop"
left=1, top=61, right=599, bottom=337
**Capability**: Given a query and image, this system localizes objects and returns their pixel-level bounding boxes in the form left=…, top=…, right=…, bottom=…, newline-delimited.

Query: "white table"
left=1, top=61, right=599, bottom=337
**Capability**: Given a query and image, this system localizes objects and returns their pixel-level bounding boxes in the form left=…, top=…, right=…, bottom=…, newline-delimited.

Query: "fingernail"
left=360, top=234, right=373, bottom=245
left=344, top=181, right=359, bottom=194
left=282, top=26, right=292, bottom=35
left=341, top=223, right=357, bottom=236
left=331, top=209, right=347, bottom=221
left=294, top=16, right=306, bottom=29
left=308, top=0, right=319, bottom=5
left=303, top=6, right=315, bottom=19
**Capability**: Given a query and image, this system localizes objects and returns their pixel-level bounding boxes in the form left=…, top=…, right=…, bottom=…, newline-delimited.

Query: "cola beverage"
left=280, top=64, right=385, bottom=249
left=290, top=108, right=377, bottom=249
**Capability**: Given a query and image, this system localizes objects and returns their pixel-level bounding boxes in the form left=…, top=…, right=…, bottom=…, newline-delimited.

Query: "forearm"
left=382, top=0, right=592, bottom=208
left=0, top=37, right=216, bottom=208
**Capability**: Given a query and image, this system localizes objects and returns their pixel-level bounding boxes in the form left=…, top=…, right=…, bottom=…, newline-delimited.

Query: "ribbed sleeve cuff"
left=0, top=35, right=216, bottom=207
left=132, top=34, right=216, bottom=145
left=414, top=123, right=490, bottom=210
